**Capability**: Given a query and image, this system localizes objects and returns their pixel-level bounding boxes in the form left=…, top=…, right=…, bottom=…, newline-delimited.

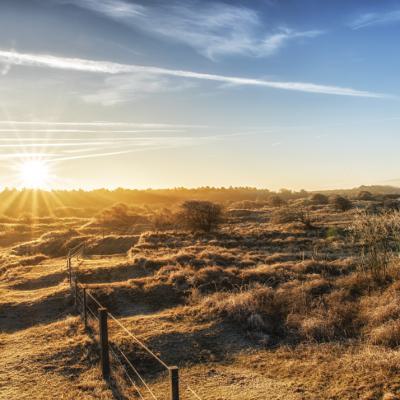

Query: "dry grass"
left=2, top=195, right=400, bottom=398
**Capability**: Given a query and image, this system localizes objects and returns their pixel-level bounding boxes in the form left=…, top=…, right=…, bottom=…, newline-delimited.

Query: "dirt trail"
left=0, top=259, right=114, bottom=400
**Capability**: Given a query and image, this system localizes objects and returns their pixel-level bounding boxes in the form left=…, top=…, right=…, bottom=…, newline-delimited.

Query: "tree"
left=180, top=200, right=223, bottom=232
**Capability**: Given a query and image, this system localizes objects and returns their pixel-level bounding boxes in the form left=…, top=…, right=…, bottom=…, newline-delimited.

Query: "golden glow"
left=19, top=160, right=50, bottom=189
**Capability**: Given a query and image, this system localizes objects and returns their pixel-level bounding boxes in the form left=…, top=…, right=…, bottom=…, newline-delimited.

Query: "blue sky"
left=0, top=0, right=400, bottom=190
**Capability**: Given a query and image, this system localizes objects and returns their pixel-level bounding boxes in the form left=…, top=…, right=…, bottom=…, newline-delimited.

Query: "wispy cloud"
left=0, top=49, right=387, bottom=98
left=350, top=9, right=400, bottom=29
left=59, top=0, right=322, bottom=59
left=0, top=120, right=206, bottom=128
left=0, top=63, right=11, bottom=76
left=82, top=72, right=196, bottom=105
left=0, top=134, right=223, bottom=163
left=0, top=117, right=225, bottom=163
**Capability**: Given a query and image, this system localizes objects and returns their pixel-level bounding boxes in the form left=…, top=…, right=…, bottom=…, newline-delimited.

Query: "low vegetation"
left=2, top=187, right=400, bottom=399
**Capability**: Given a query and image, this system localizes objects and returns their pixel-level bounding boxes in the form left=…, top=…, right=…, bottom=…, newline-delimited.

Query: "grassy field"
left=2, top=189, right=400, bottom=399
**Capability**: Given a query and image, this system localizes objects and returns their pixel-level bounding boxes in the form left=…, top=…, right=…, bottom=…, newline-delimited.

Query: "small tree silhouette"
left=180, top=200, right=223, bottom=232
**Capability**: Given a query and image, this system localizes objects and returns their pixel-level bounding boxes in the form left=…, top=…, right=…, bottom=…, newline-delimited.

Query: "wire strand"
left=109, top=344, right=146, bottom=400
left=108, top=313, right=169, bottom=370
left=86, top=290, right=103, bottom=309
left=86, top=304, right=99, bottom=321
left=187, top=385, right=202, bottom=399
left=111, top=342, right=158, bottom=400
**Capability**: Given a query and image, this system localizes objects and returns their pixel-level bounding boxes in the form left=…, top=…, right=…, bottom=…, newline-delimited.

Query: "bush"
left=179, top=201, right=223, bottom=232
left=357, top=191, right=374, bottom=201
left=272, top=207, right=315, bottom=229
left=151, top=209, right=177, bottom=231
left=95, top=203, right=149, bottom=232
left=350, top=211, right=400, bottom=279
left=330, top=195, right=352, bottom=211
left=201, top=285, right=275, bottom=333
left=269, top=195, right=286, bottom=207
left=310, top=193, right=328, bottom=205
left=383, top=199, right=400, bottom=211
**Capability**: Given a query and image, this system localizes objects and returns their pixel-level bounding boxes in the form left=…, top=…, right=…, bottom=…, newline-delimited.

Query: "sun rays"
left=18, top=159, right=50, bottom=189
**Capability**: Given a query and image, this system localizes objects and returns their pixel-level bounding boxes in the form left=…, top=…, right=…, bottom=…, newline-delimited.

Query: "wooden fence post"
left=74, top=279, right=78, bottom=309
left=169, top=366, right=179, bottom=400
left=99, top=308, right=110, bottom=380
left=83, top=288, right=87, bottom=330
left=68, top=258, right=72, bottom=285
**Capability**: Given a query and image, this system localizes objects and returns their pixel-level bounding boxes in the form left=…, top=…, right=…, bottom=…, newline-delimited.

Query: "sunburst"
left=18, top=159, right=51, bottom=189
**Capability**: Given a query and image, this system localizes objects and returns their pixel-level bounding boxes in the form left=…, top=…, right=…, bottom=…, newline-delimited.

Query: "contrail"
left=0, top=49, right=388, bottom=98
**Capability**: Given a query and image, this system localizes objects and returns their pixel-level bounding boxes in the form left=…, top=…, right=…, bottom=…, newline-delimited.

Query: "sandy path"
left=0, top=259, right=115, bottom=400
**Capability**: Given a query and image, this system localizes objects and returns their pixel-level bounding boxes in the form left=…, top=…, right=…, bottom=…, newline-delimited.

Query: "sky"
left=1, top=0, right=400, bottom=191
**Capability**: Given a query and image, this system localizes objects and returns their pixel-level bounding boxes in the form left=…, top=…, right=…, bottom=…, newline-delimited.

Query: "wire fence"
left=67, top=244, right=202, bottom=400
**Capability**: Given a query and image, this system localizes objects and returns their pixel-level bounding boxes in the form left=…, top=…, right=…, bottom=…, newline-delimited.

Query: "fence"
left=67, top=243, right=202, bottom=400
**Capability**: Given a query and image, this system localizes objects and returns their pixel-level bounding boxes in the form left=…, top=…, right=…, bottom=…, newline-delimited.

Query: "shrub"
left=179, top=201, right=223, bottom=232
left=383, top=199, right=400, bottom=211
left=269, top=195, right=286, bottom=207
left=95, top=203, right=149, bottom=233
left=272, top=207, right=315, bottom=229
left=330, top=195, right=352, bottom=211
left=201, top=285, right=275, bottom=332
left=310, top=193, right=328, bottom=205
left=350, top=211, right=400, bottom=279
left=151, top=209, right=177, bottom=231
left=357, top=191, right=374, bottom=201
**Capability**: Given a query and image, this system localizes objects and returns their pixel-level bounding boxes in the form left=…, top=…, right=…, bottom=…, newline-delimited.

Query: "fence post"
left=74, top=279, right=78, bottom=309
left=169, top=366, right=179, bottom=400
left=83, top=288, right=87, bottom=330
left=99, top=308, right=110, bottom=380
left=68, top=257, right=72, bottom=285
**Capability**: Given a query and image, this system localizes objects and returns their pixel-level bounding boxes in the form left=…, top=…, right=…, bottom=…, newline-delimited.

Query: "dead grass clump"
left=293, top=259, right=352, bottom=277
left=323, top=290, right=360, bottom=338
left=240, top=264, right=294, bottom=287
left=167, top=266, right=194, bottom=289
left=336, top=271, right=374, bottom=297
left=368, top=320, right=400, bottom=347
left=141, top=282, right=184, bottom=307
left=286, top=289, right=359, bottom=342
left=197, top=247, right=239, bottom=267
left=288, top=315, right=334, bottom=341
left=85, top=235, right=139, bottom=255
left=19, top=254, right=48, bottom=266
left=12, top=229, right=82, bottom=257
left=188, top=266, right=239, bottom=292
left=129, top=255, right=172, bottom=272
left=350, top=211, right=400, bottom=279
left=134, top=231, right=190, bottom=250
left=166, top=265, right=241, bottom=293
left=201, top=285, right=276, bottom=333
left=360, top=291, right=400, bottom=332
left=155, top=264, right=181, bottom=277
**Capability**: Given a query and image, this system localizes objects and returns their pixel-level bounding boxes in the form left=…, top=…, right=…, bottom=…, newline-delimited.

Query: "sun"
left=19, top=159, right=51, bottom=189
